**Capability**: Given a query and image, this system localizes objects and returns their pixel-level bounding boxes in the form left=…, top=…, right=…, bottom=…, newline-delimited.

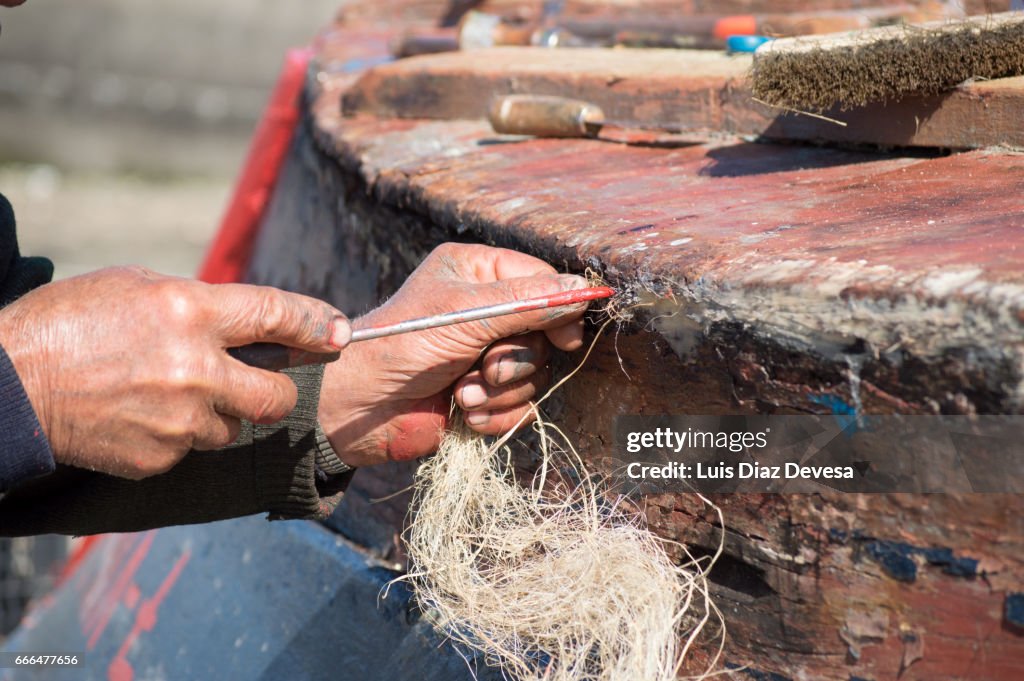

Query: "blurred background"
left=0, top=0, right=340, bottom=635
left=0, top=0, right=340, bottom=278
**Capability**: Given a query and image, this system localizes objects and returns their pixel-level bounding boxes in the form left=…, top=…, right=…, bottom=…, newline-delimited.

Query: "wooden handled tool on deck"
left=488, top=94, right=689, bottom=138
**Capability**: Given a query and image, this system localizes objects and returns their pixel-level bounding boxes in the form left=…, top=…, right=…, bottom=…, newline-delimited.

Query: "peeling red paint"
left=107, top=549, right=191, bottom=681
left=122, top=583, right=141, bottom=610
left=86, top=531, right=156, bottom=650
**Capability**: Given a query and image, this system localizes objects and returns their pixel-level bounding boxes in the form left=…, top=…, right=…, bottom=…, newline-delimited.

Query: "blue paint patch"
left=808, top=393, right=856, bottom=415
left=919, top=546, right=979, bottom=578
left=807, top=393, right=866, bottom=436
left=849, top=676, right=876, bottom=681
left=829, top=528, right=850, bottom=544
left=863, top=540, right=979, bottom=583
left=864, top=541, right=918, bottom=582
left=724, top=662, right=794, bottom=681
left=1005, top=593, right=1024, bottom=629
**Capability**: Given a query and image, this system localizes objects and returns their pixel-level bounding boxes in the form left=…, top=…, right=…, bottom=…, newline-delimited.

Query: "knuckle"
left=254, top=289, right=292, bottom=339
left=148, top=408, right=206, bottom=456
left=527, top=332, right=550, bottom=352
left=160, top=404, right=207, bottom=448
left=482, top=360, right=502, bottom=386
left=178, top=405, right=207, bottom=437
left=119, top=467, right=149, bottom=481
left=507, top=381, right=535, bottom=404
left=250, top=402, right=286, bottom=425
left=501, top=410, right=534, bottom=434
left=432, top=242, right=459, bottom=258
left=249, top=377, right=296, bottom=423
left=205, top=417, right=241, bottom=448
left=144, top=455, right=179, bottom=477
left=107, top=454, right=149, bottom=481
left=222, top=418, right=242, bottom=446
left=133, top=441, right=189, bottom=478
left=426, top=243, right=487, bottom=276
left=155, top=282, right=200, bottom=326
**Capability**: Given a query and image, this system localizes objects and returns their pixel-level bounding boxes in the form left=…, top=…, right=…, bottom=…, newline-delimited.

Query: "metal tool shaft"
left=229, top=286, right=613, bottom=369
left=350, top=285, right=614, bottom=342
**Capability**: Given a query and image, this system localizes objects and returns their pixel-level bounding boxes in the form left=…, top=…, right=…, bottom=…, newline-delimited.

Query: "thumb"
left=212, top=283, right=351, bottom=352
left=454, top=273, right=589, bottom=343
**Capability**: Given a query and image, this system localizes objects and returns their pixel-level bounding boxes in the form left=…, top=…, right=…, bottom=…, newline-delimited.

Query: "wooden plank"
left=337, top=45, right=1024, bottom=149
left=761, top=75, right=1024, bottom=149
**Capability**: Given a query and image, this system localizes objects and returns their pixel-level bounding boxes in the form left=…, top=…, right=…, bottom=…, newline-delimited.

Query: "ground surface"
left=0, top=0, right=339, bottom=278
left=1, top=165, right=227, bottom=280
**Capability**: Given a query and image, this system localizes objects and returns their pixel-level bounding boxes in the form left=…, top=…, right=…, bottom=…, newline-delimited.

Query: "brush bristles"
left=751, top=13, right=1024, bottom=112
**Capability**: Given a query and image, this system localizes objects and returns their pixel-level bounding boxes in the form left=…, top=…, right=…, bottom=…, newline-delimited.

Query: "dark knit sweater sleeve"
left=0, top=363, right=353, bottom=536
left=0, top=343, right=56, bottom=491
left=0, top=194, right=53, bottom=308
left=0, top=192, right=57, bottom=492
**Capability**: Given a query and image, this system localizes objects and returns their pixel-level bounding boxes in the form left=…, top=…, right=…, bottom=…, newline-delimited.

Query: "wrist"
left=317, top=343, right=383, bottom=467
left=313, top=420, right=356, bottom=474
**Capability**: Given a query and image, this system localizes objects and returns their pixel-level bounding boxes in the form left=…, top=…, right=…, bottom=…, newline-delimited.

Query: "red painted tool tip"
left=542, top=286, right=616, bottom=307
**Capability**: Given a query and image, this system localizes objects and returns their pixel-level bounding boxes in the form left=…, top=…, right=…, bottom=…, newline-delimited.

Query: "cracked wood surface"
left=248, top=11, right=1023, bottom=681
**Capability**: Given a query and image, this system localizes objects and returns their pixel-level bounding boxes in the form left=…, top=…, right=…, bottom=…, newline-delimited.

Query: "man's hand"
left=0, top=266, right=350, bottom=479
left=318, top=243, right=588, bottom=466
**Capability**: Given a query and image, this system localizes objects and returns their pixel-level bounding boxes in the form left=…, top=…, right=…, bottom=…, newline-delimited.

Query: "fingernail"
left=461, top=383, right=488, bottom=409
left=331, top=316, right=351, bottom=349
left=558, top=274, right=587, bottom=291
left=496, top=351, right=533, bottom=385
left=467, top=411, right=490, bottom=426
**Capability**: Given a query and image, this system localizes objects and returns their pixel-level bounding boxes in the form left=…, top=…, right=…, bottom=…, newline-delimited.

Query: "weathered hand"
left=0, top=266, right=350, bottom=479
left=318, top=243, right=588, bottom=466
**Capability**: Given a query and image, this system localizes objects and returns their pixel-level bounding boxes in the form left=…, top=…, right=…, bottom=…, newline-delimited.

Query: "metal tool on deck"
left=229, top=285, right=614, bottom=370
left=488, top=94, right=691, bottom=139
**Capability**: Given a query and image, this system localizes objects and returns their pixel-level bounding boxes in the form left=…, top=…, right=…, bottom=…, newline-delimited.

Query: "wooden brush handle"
left=488, top=94, right=605, bottom=138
